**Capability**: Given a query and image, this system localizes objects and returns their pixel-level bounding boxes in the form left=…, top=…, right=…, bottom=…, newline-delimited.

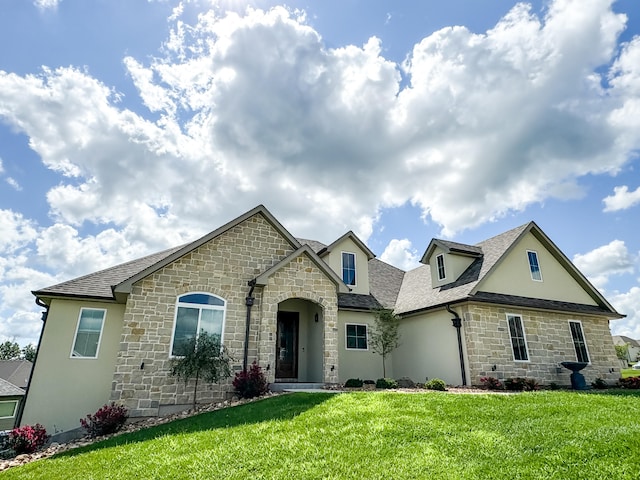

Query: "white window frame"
left=341, top=251, right=357, bottom=287
left=169, top=292, right=227, bottom=358
left=70, top=308, right=106, bottom=359
left=0, top=400, right=18, bottom=419
left=345, top=323, right=368, bottom=351
left=506, top=313, right=530, bottom=362
left=527, top=250, right=543, bottom=282
left=436, top=253, right=446, bottom=281
left=568, top=320, right=590, bottom=364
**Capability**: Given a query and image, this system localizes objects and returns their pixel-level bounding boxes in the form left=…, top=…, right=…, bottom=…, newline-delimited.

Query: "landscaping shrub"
left=523, top=378, right=540, bottom=391
left=344, top=378, right=363, bottom=388
left=233, top=361, right=268, bottom=399
left=619, top=376, right=640, bottom=389
left=425, top=378, right=447, bottom=391
left=396, top=377, right=416, bottom=388
left=80, top=403, right=129, bottom=437
left=547, top=382, right=561, bottom=390
left=591, top=377, right=608, bottom=390
left=504, top=377, right=526, bottom=391
left=7, top=424, right=49, bottom=454
left=480, top=376, right=503, bottom=390
left=363, top=379, right=375, bottom=385
left=376, top=378, right=398, bottom=389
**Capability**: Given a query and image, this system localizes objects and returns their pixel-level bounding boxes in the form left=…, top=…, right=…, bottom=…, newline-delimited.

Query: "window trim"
left=0, top=400, right=18, bottom=419
left=568, top=320, right=590, bottom=364
left=341, top=251, right=357, bottom=287
left=506, top=313, right=530, bottom=362
left=70, top=308, right=106, bottom=359
left=169, top=292, right=227, bottom=358
left=436, top=253, right=446, bottom=281
left=345, top=323, right=368, bottom=351
left=527, top=250, right=543, bottom=282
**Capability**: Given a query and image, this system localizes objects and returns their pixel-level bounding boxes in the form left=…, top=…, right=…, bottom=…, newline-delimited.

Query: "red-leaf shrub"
left=80, top=403, right=129, bottom=437
left=480, top=376, right=503, bottom=390
left=8, top=424, right=49, bottom=454
left=233, top=361, right=268, bottom=399
left=619, top=376, right=640, bottom=389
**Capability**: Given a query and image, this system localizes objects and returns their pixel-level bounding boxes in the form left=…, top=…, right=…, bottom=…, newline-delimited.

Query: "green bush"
left=591, top=377, right=608, bottom=390
left=344, top=378, right=364, bottom=388
left=363, top=379, right=375, bottom=385
left=425, top=378, right=447, bottom=391
left=376, top=378, right=398, bottom=389
left=504, top=377, right=526, bottom=391
left=523, top=378, right=540, bottom=391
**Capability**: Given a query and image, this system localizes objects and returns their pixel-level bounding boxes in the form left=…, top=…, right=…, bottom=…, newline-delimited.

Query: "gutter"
left=15, top=297, right=49, bottom=428
left=446, top=304, right=467, bottom=386
left=243, top=279, right=257, bottom=372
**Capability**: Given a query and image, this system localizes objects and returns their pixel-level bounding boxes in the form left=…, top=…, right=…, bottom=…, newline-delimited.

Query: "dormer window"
left=436, top=254, right=446, bottom=281
left=342, top=252, right=356, bottom=286
left=527, top=250, right=542, bottom=281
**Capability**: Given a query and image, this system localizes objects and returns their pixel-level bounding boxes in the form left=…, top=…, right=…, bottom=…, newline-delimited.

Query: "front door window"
left=276, top=311, right=299, bottom=379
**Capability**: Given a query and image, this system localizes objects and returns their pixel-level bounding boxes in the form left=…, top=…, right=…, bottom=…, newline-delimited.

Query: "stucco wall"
left=460, top=303, right=620, bottom=386
left=393, top=309, right=467, bottom=386
left=479, top=233, right=597, bottom=305
left=337, top=310, right=381, bottom=382
left=22, top=299, right=124, bottom=434
left=324, top=237, right=370, bottom=295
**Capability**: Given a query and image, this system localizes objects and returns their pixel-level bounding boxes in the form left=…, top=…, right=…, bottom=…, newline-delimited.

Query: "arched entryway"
left=276, top=298, right=324, bottom=383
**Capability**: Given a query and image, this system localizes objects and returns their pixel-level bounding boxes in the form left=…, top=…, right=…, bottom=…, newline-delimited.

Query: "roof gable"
left=254, top=245, right=350, bottom=293
left=318, top=231, right=375, bottom=260
left=421, top=239, right=483, bottom=264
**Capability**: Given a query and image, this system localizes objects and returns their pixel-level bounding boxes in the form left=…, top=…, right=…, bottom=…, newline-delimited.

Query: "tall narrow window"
left=507, top=314, right=529, bottom=361
left=71, top=308, right=106, bottom=358
left=436, top=254, right=446, bottom=280
left=345, top=324, right=368, bottom=350
left=569, top=321, right=590, bottom=363
left=342, top=252, right=356, bottom=286
left=527, top=250, right=542, bottom=281
left=171, top=293, right=226, bottom=357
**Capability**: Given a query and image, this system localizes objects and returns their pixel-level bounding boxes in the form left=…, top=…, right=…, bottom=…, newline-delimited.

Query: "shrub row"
left=480, top=376, right=540, bottom=391
left=343, top=377, right=448, bottom=390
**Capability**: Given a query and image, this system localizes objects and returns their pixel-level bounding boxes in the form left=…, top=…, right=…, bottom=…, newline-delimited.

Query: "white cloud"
left=573, top=240, right=635, bottom=288
left=33, top=0, right=60, bottom=11
left=6, top=177, right=22, bottom=191
left=603, top=185, right=640, bottom=212
left=380, top=239, right=420, bottom=271
left=610, top=287, right=640, bottom=339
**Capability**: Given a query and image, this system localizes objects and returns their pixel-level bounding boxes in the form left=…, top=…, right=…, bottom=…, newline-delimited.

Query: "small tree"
left=170, top=331, right=232, bottom=411
left=369, top=309, right=401, bottom=378
left=22, top=344, right=37, bottom=362
left=0, top=341, right=21, bottom=360
left=615, top=344, right=629, bottom=362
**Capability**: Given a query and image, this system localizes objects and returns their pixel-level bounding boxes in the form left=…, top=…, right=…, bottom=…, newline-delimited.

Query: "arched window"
left=170, top=293, right=226, bottom=356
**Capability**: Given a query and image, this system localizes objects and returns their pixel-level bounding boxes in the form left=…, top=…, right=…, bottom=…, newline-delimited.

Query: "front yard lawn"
left=3, top=390, right=640, bottom=479
left=621, top=368, right=640, bottom=379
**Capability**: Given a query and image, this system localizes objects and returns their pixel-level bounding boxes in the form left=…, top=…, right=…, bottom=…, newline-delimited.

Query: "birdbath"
left=560, top=361, right=589, bottom=390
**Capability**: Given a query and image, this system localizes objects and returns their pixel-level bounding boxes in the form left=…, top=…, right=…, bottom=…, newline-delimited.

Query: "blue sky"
left=1, top=0, right=639, bottom=346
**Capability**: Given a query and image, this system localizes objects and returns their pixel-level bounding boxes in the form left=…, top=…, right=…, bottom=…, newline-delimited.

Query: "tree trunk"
left=382, top=354, right=386, bottom=378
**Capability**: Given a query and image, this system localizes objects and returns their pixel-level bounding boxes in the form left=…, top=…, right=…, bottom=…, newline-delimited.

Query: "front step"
left=269, top=382, right=325, bottom=392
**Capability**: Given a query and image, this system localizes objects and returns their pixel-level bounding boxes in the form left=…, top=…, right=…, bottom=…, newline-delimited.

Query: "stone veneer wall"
left=459, top=303, right=620, bottom=386
left=110, top=214, right=301, bottom=417
left=258, top=253, right=340, bottom=384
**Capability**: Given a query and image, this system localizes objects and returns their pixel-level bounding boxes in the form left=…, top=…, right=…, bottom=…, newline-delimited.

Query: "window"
left=345, top=324, right=368, bottom=350
left=0, top=400, right=18, bottom=419
left=527, top=250, right=542, bottom=281
left=342, top=252, right=356, bottom=286
left=171, top=293, right=226, bottom=357
left=71, top=308, right=106, bottom=358
left=436, top=254, right=446, bottom=280
left=507, top=314, right=529, bottom=361
left=569, top=321, right=590, bottom=363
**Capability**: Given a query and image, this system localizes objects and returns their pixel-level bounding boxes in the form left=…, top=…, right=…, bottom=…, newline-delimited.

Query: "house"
left=20, top=205, right=623, bottom=437
left=0, top=361, right=31, bottom=431
left=612, top=335, right=640, bottom=365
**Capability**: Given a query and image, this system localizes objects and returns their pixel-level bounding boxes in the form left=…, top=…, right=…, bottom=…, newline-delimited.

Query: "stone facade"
left=460, top=303, right=620, bottom=386
left=110, top=213, right=339, bottom=417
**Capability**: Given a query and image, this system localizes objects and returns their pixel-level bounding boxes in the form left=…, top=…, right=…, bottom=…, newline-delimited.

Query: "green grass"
left=621, top=368, right=640, bottom=379
left=3, top=391, right=640, bottom=479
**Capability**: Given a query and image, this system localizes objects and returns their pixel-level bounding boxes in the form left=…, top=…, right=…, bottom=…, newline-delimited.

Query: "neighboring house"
left=0, top=360, right=32, bottom=431
left=21, top=205, right=623, bottom=437
left=612, top=335, right=640, bottom=364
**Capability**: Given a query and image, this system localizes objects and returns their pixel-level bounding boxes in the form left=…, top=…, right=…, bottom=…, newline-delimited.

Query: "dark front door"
left=276, top=311, right=299, bottom=380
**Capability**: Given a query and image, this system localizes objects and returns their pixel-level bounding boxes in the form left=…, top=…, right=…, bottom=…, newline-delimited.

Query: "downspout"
left=446, top=304, right=467, bottom=386
left=243, top=279, right=257, bottom=372
left=15, top=297, right=49, bottom=428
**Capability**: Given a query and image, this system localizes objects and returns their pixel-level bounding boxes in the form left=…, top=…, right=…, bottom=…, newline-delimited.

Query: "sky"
left=1, top=0, right=639, bottom=347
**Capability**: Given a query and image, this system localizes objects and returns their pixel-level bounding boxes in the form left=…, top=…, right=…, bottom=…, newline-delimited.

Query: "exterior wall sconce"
left=331, top=365, right=335, bottom=371
left=314, top=313, right=319, bottom=323
left=491, top=365, right=497, bottom=371
left=266, top=364, right=270, bottom=371
left=140, top=362, right=145, bottom=370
